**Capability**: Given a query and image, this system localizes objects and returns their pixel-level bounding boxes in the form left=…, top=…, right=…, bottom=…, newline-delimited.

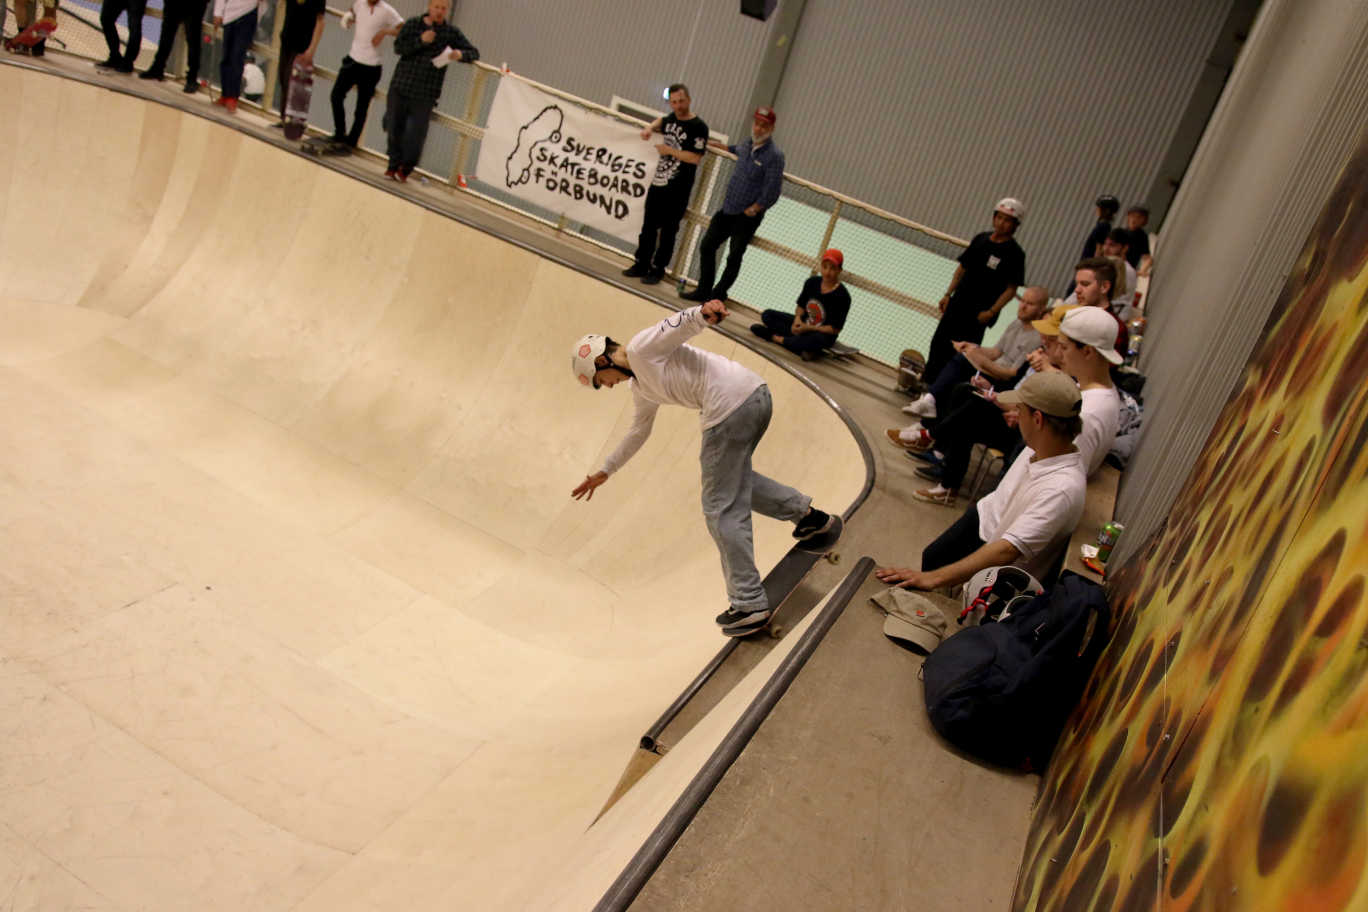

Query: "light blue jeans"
left=699, top=385, right=811, bottom=612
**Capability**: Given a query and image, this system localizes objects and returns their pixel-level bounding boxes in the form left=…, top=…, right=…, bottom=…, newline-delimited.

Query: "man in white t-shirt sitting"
left=876, top=372, right=1087, bottom=589
left=570, top=300, right=840, bottom=637
left=331, top=0, right=404, bottom=148
left=1032, top=307, right=1121, bottom=475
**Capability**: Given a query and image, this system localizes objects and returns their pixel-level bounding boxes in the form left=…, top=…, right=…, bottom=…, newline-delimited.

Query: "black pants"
left=924, top=303, right=991, bottom=384
left=929, top=384, right=1022, bottom=493
left=922, top=503, right=985, bottom=572
left=633, top=183, right=689, bottom=273
left=146, top=0, right=207, bottom=79
left=101, top=0, right=147, bottom=65
left=219, top=10, right=256, bottom=99
left=330, top=56, right=383, bottom=146
left=758, top=309, right=836, bottom=355
left=385, top=86, right=432, bottom=172
left=696, top=209, right=762, bottom=298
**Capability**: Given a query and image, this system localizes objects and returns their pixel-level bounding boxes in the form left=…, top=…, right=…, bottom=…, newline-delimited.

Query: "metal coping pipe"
left=594, top=556, right=875, bottom=912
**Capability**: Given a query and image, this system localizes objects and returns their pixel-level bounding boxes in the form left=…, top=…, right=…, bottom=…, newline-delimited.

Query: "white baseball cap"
left=571, top=334, right=608, bottom=387
left=1058, top=307, right=1124, bottom=365
left=995, top=197, right=1026, bottom=222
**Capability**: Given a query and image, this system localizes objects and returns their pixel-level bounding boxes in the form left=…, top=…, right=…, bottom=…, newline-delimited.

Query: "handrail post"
left=816, top=199, right=841, bottom=273
left=260, top=0, right=287, bottom=115
left=452, top=66, right=488, bottom=184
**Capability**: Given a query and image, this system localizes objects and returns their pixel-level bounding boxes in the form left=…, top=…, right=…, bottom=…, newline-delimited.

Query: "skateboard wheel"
left=768, top=625, right=784, bottom=639
left=824, top=551, right=841, bottom=564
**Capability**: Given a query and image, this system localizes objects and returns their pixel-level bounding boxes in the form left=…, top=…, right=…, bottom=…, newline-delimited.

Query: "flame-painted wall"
left=1012, top=130, right=1368, bottom=910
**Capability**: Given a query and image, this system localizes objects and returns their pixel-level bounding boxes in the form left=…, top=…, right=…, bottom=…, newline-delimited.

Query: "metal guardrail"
left=26, top=0, right=971, bottom=366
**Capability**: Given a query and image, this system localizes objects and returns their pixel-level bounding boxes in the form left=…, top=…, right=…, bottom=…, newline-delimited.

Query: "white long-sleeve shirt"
left=599, top=306, right=764, bottom=475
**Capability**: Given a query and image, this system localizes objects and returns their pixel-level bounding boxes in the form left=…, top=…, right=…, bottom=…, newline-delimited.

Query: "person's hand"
left=952, top=340, right=972, bottom=353
left=370, top=30, right=386, bottom=46
left=970, top=372, right=991, bottom=392
left=420, top=28, right=435, bottom=43
left=1002, top=408, right=1019, bottom=427
left=297, top=50, right=313, bottom=65
left=700, top=299, right=730, bottom=324
left=639, top=127, right=652, bottom=141
left=451, top=48, right=462, bottom=60
left=744, top=203, right=761, bottom=217
left=1026, top=347, right=1058, bottom=373
left=938, top=294, right=949, bottom=315
left=874, top=566, right=935, bottom=590
left=654, top=143, right=672, bottom=157
left=340, top=10, right=354, bottom=27
left=976, top=309, right=995, bottom=325
left=212, top=14, right=222, bottom=26
left=791, top=322, right=807, bottom=335
left=571, top=472, right=609, bottom=501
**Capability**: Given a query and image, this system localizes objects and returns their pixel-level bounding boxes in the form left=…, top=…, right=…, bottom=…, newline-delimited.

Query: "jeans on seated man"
left=904, top=286, right=1048, bottom=420
left=875, top=372, right=1088, bottom=592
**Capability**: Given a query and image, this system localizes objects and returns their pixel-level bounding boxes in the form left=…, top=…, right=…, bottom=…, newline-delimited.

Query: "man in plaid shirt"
left=384, top=0, right=479, bottom=181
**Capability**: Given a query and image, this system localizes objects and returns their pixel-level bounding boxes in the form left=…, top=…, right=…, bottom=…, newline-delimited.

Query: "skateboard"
left=282, top=60, right=312, bottom=141
left=301, top=135, right=352, bottom=157
left=4, top=17, right=55, bottom=52
left=737, top=515, right=845, bottom=639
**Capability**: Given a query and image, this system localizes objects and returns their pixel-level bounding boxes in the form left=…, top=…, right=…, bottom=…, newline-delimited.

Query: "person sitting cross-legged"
left=875, top=372, right=1088, bottom=591
left=750, top=248, right=851, bottom=361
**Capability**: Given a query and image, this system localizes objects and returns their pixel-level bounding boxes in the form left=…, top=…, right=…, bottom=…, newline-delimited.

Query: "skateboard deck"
left=282, top=60, right=312, bottom=141
left=730, top=515, right=845, bottom=639
left=4, top=17, right=55, bottom=51
left=301, top=135, right=352, bottom=157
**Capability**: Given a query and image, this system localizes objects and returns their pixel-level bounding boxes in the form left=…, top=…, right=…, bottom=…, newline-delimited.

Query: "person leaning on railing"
left=383, top=0, right=478, bottom=182
left=680, top=106, right=785, bottom=304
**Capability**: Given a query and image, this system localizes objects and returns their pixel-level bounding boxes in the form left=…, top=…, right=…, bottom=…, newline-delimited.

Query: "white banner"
left=475, top=78, right=653, bottom=244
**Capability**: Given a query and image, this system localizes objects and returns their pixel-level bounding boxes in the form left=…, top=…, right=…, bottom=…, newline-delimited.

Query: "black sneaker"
left=679, top=288, right=711, bottom=303
left=621, top=263, right=648, bottom=278
left=915, top=465, right=943, bottom=482
left=715, top=606, right=772, bottom=636
left=793, top=507, right=835, bottom=541
left=750, top=323, right=773, bottom=342
left=641, top=269, right=665, bottom=285
left=182, top=80, right=199, bottom=94
left=139, top=68, right=165, bottom=80
left=95, top=57, right=121, bottom=69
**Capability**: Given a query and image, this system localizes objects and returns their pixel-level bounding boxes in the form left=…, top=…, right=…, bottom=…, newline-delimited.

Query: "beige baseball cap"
left=871, top=588, right=949, bottom=655
left=996, top=371, right=1082, bottom=418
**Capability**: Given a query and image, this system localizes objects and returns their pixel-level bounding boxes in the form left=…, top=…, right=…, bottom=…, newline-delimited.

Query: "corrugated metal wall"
left=772, top=0, right=1235, bottom=290
left=1110, top=0, right=1368, bottom=569
left=450, top=0, right=776, bottom=134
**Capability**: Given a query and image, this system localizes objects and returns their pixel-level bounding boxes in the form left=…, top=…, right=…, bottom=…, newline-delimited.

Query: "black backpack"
left=921, top=571, right=1111, bottom=771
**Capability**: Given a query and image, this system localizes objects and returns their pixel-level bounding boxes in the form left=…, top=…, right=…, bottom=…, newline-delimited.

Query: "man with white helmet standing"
left=923, top=198, right=1027, bottom=384
left=570, top=299, right=840, bottom=637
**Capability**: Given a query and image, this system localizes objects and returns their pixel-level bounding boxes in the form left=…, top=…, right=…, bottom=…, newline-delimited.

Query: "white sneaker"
left=901, top=392, right=937, bottom=418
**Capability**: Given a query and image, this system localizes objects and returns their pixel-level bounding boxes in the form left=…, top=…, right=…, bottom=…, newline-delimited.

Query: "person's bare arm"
left=939, top=265, right=965, bottom=315
left=298, top=12, right=325, bottom=63
left=640, top=117, right=662, bottom=141
left=978, top=285, right=1018, bottom=325
left=875, top=539, right=1021, bottom=591
left=653, top=145, right=703, bottom=165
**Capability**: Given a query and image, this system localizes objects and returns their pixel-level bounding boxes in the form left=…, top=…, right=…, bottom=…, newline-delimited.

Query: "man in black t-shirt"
left=1080, top=194, right=1119, bottom=260
left=275, top=0, right=327, bottom=125
left=924, top=198, right=1027, bottom=383
left=623, top=84, right=709, bottom=285
left=1124, top=206, right=1151, bottom=269
left=750, top=248, right=851, bottom=360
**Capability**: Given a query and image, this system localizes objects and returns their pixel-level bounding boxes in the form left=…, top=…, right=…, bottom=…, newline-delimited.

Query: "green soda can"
left=1097, top=521, right=1124, bottom=563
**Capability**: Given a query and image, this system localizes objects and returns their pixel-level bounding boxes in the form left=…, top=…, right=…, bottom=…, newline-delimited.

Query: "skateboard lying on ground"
left=282, top=60, right=312, bottom=141
left=301, top=135, right=352, bottom=157
left=741, top=514, right=845, bottom=639
left=4, top=17, right=56, bottom=52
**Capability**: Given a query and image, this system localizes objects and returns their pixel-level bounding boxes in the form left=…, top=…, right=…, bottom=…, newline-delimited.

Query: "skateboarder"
left=571, top=299, right=840, bottom=637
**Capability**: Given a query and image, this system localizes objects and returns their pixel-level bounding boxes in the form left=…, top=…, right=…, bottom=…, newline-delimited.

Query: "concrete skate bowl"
left=0, top=65, right=868, bottom=910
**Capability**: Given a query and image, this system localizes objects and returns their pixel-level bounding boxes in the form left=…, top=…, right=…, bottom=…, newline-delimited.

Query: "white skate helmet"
left=572, top=334, right=608, bottom=388
left=959, top=565, right=1044, bottom=625
left=994, top=197, right=1026, bottom=222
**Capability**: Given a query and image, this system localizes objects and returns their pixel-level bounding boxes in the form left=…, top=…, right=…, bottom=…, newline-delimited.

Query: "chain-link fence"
left=8, top=0, right=999, bottom=367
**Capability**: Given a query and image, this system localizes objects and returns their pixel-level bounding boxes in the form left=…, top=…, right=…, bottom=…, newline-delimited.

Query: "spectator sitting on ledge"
left=876, top=371, right=1087, bottom=590
left=750, top=248, right=851, bottom=361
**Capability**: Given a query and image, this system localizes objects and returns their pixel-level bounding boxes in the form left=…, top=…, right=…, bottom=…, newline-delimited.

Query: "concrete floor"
left=0, top=56, right=1037, bottom=911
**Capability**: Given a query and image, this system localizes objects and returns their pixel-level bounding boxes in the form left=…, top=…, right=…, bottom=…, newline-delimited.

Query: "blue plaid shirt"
left=721, top=138, right=785, bottom=216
